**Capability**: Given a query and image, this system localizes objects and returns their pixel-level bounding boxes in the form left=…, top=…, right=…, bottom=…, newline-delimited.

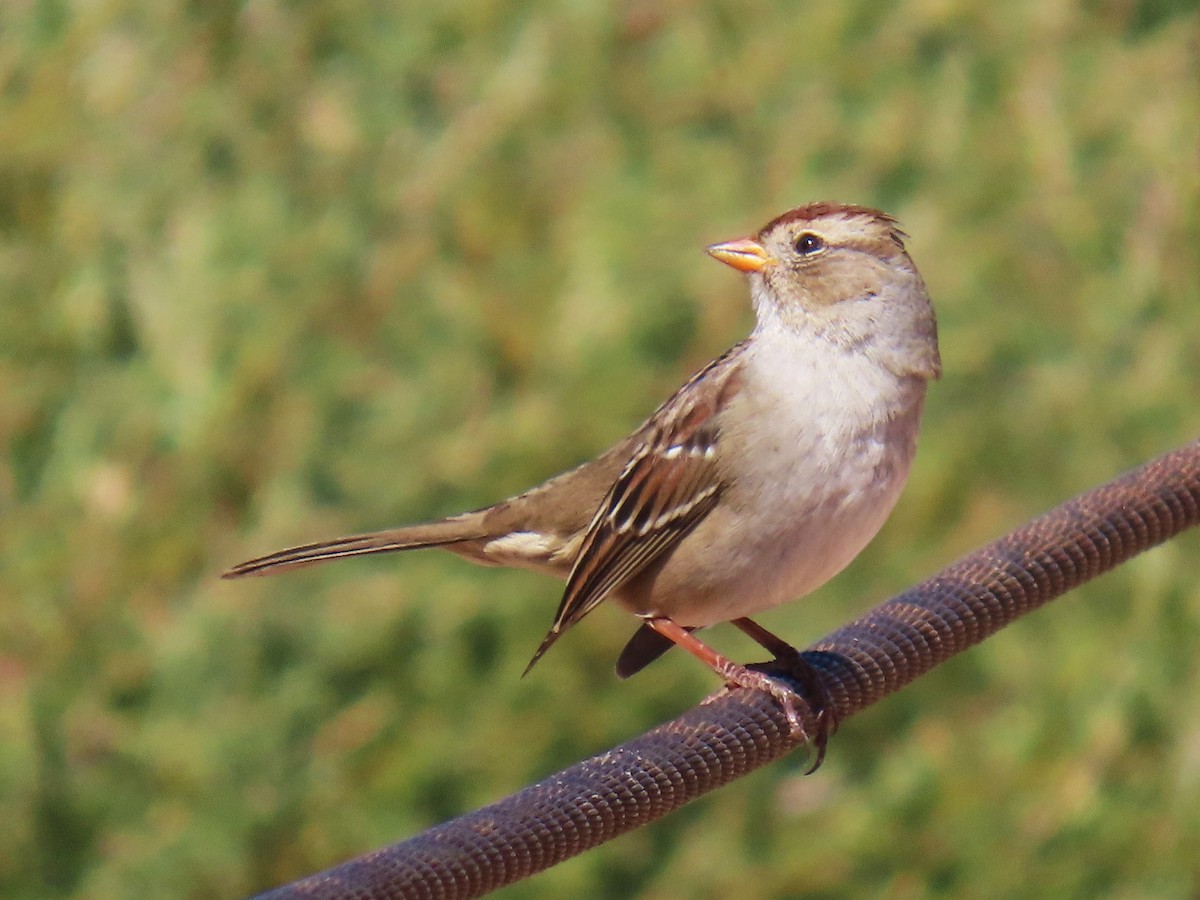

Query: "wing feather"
left=524, top=342, right=747, bottom=671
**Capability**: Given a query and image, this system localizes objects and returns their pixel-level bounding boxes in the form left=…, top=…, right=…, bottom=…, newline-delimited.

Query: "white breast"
left=667, top=317, right=926, bottom=625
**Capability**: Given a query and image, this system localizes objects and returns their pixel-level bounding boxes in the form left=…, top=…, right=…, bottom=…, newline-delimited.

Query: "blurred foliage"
left=1, top=0, right=1198, bottom=897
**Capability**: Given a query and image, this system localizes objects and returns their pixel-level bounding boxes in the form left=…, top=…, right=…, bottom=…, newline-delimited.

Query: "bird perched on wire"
left=224, top=202, right=941, bottom=760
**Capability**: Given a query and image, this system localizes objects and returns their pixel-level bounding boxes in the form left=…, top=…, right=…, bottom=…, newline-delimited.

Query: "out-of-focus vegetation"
left=2, top=1, right=1198, bottom=897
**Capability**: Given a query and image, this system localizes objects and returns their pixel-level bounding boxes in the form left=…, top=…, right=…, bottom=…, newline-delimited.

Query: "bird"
left=224, top=202, right=941, bottom=760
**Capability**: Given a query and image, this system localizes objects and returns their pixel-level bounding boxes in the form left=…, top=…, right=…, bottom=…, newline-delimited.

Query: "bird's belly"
left=618, top=378, right=923, bottom=626
left=636, top=472, right=909, bottom=626
left=707, top=482, right=904, bottom=623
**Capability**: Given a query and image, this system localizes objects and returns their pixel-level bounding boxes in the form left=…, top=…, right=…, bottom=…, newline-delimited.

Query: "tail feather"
left=614, top=622, right=684, bottom=678
left=222, top=516, right=488, bottom=578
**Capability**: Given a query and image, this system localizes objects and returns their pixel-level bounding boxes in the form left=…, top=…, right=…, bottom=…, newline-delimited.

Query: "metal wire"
left=259, top=439, right=1200, bottom=899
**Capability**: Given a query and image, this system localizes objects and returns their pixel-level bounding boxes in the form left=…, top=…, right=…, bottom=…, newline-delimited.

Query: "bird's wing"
left=524, top=342, right=747, bottom=672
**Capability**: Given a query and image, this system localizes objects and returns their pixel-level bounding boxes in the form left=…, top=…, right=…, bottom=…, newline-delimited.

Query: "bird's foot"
left=730, top=617, right=838, bottom=771
left=643, top=617, right=835, bottom=773
left=716, top=657, right=834, bottom=774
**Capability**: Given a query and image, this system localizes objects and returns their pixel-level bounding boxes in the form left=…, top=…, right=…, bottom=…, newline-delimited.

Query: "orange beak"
left=705, top=238, right=777, bottom=273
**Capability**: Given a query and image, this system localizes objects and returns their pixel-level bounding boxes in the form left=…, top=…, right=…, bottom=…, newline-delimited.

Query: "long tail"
left=222, top=515, right=489, bottom=578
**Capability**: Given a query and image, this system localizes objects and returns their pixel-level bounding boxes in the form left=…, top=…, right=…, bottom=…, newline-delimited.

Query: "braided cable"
left=260, top=439, right=1200, bottom=899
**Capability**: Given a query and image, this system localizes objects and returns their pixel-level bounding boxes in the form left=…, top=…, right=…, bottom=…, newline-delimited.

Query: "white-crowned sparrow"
left=225, top=202, right=941, bottom=755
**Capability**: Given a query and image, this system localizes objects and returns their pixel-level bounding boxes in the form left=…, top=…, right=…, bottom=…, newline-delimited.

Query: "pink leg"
left=731, top=617, right=802, bottom=659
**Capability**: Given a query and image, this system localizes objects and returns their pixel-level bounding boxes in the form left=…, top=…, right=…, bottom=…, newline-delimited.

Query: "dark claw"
left=720, top=663, right=835, bottom=773
left=751, top=654, right=838, bottom=774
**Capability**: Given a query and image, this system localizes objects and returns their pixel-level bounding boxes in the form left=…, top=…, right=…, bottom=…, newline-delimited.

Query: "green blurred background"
left=3, top=2, right=1198, bottom=897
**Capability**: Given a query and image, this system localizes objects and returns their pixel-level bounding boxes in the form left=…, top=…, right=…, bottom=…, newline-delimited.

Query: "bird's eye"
left=794, top=232, right=825, bottom=256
